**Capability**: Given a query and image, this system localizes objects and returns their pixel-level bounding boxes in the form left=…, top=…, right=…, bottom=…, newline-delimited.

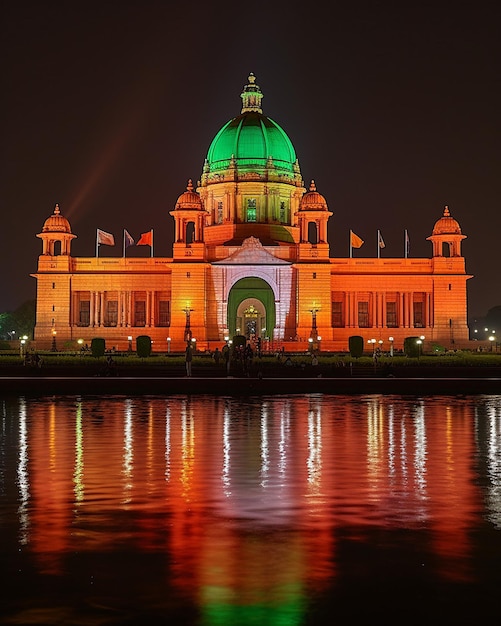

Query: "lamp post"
left=309, top=307, right=319, bottom=352
left=167, top=337, right=171, bottom=354
left=20, top=336, right=27, bottom=357
left=51, top=329, right=57, bottom=352
left=183, top=307, right=193, bottom=342
left=416, top=338, right=423, bottom=359
left=389, top=336, right=394, bottom=357
left=128, top=336, right=133, bottom=352
left=489, top=335, right=495, bottom=352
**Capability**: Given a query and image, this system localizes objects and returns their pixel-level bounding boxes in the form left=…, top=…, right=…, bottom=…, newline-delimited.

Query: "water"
left=1, top=393, right=501, bottom=625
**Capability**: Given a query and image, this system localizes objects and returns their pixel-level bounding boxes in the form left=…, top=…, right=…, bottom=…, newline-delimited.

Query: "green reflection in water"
left=201, top=584, right=304, bottom=625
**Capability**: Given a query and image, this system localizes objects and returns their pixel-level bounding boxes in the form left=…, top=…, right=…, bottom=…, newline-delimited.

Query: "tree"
left=485, top=306, right=501, bottom=334
left=0, top=300, right=35, bottom=339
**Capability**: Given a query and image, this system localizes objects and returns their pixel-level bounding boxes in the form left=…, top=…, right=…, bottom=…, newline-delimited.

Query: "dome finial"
left=187, top=179, right=193, bottom=192
left=240, top=73, right=263, bottom=114
left=444, top=205, right=450, bottom=216
left=54, top=203, right=60, bottom=215
left=309, top=180, right=316, bottom=191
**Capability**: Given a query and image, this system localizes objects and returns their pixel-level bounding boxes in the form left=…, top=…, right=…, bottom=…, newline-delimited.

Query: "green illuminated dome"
left=205, top=73, right=297, bottom=174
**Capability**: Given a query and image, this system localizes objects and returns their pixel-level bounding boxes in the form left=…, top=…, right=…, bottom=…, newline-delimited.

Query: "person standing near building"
left=213, top=347, right=221, bottom=366
left=185, top=341, right=193, bottom=377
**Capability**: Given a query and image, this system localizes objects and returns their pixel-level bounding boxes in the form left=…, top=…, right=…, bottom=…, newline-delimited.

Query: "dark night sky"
left=1, top=1, right=500, bottom=318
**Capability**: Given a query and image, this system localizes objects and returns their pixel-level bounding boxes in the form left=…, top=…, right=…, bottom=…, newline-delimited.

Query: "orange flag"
left=350, top=230, right=364, bottom=248
left=137, top=230, right=153, bottom=246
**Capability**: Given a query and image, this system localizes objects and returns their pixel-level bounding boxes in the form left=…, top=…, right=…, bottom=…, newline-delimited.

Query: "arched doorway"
left=227, top=278, right=275, bottom=340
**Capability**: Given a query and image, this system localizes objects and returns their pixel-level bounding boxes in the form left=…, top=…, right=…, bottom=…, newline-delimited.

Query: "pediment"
left=212, top=236, right=291, bottom=265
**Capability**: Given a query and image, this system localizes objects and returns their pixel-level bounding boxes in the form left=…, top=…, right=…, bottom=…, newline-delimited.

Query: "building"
left=32, top=74, right=471, bottom=353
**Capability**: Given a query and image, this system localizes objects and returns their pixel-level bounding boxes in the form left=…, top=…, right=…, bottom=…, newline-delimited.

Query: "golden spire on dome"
left=54, top=203, right=60, bottom=215
left=309, top=180, right=317, bottom=191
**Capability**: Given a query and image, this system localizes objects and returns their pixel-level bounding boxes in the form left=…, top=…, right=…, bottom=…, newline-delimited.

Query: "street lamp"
left=489, top=335, right=495, bottom=352
left=416, top=338, right=423, bottom=359
left=128, top=335, right=133, bottom=352
left=51, top=329, right=57, bottom=352
left=388, top=336, right=394, bottom=357
left=20, top=336, right=27, bottom=357
left=167, top=337, right=171, bottom=353
left=183, top=306, right=193, bottom=341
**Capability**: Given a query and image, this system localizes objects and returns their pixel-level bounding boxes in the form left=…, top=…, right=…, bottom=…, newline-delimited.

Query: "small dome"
left=175, top=180, right=203, bottom=210
left=432, top=206, right=462, bottom=235
left=300, top=180, right=328, bottom=210
left=42, top=204, right=72, bottom=233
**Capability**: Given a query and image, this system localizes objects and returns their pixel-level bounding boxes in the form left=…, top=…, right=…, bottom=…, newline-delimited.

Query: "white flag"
left=97, top=229, right=115, bottom=246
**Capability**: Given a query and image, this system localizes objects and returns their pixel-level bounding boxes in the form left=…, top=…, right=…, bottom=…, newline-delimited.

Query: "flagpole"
left=151, top=229, right=154, bottom=258
left=377, top=230, right=380, bottom=259
left=349, top=230, right=353, bottom=258
left=405, top=229, right=408, bottom=259
left=96, top=231, right=99, bottom=258
left=123, top=229, right=126, bottom=258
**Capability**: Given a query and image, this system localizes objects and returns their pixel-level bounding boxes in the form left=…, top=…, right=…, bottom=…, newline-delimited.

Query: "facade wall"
left=32, top=248, right=472, bottom=353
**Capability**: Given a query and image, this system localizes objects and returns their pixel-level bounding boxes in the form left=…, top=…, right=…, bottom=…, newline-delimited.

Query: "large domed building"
left=32, top=74, right=471, bottom=352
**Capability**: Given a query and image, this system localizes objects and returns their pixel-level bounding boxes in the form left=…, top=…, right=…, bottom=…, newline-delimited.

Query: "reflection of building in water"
left=475, top=397, right=501, bottom=530
left=14, top=395, right=488, bottom=596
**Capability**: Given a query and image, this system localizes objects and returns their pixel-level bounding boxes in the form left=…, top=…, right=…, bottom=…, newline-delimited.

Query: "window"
left=413, top=301, right=424, bottom=328
left=79, top=301, right=90, bottom=326
left=332, top=302, right=344, bottom=327
left=246, top=199, right=257, bottom=222
left=134, top=301, right=146, bottom=327
left=358, top=302, right=369, bottom=328
left=386, top=302, right=397, bottom=328
left=105, top=300, right=118, bottom=326
left=158, top=301, right=170, bottom=327
left=279, top=201, right=286, bottom=222
left=217, top=201, right=223, bottom=224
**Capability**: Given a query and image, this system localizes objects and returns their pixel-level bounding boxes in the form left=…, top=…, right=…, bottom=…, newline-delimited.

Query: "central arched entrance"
left=227, top=278, right=275, bottom=340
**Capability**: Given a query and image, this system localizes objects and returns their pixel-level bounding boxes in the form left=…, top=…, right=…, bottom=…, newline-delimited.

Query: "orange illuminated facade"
left=32, top=74, right=471, bottom=352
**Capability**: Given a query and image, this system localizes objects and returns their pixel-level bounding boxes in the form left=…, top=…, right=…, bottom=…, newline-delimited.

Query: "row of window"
left=77, top=300, right=424, bottom=329
left=214, top=199, right=287, bottom=224
left=332, top=301, right=424, bottom=328
left=78, top=301, right=170, bottom=327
